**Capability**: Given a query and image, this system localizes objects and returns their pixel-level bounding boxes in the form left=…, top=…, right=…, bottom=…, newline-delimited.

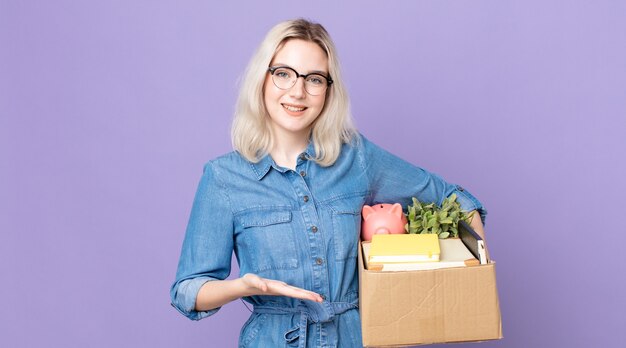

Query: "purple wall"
left=2, top=1, right=625, bottom=347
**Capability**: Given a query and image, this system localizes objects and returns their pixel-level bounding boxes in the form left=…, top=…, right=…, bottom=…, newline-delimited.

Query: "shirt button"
left=303, top=195, right=309, bottom=202
left=300, top=170, right=306, bottom=177
left=311, top=226, right=318, bottom=233
left=316, top=258, right=323, bottom=265
left=299, top=153, right=307, bottom=161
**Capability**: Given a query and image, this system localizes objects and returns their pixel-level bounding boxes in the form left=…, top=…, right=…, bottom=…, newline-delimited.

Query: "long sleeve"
left=170, top=161, right=235, bottom=320
left=358, top=134, right=487, bottom=223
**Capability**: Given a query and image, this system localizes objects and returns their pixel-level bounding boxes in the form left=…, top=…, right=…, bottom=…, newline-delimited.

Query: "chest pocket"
left=238, top=209, right=299, bottom=273
left=326, top=194, right=366, bottom=261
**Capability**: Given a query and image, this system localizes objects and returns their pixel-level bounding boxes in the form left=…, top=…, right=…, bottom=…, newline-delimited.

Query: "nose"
left=289, top=77, right=306, bottom=99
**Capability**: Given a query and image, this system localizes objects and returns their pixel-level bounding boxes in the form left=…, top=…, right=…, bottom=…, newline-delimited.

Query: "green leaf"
left=439, top=232, right=450, bottom=239
left=403, top=193, right=468, bottom=239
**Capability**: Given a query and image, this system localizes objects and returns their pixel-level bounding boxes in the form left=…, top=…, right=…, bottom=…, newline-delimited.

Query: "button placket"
left=288, top=156, right=331, bottom=301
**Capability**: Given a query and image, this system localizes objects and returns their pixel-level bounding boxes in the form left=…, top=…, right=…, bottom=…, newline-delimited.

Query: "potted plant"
left=404, top=194, right=474, bottom=239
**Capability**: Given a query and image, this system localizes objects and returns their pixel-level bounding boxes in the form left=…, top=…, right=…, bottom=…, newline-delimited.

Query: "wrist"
left=237, top=275, right=257, bottom=297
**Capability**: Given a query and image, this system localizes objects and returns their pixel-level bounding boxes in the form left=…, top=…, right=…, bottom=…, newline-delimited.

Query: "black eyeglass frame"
left=267, top=66, right=334, bottom=94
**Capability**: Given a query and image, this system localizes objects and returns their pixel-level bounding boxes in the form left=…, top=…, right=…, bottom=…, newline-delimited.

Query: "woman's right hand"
left=194, top=273, right=323, bottom=312
left=240, top=273, right=324, bottom=303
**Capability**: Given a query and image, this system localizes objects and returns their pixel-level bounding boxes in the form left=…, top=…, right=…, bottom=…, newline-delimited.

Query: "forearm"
left=195, top=278, right=250, bottom=312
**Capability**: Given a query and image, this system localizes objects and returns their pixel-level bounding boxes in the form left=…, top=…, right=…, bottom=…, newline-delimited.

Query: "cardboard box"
left=358, top=240, right=502, bottom=347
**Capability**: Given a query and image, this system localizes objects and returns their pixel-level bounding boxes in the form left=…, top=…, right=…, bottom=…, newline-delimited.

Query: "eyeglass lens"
left=271, top=67, right=328, bottom=96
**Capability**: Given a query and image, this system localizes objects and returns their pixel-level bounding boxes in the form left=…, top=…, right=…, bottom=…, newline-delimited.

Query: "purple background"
left=2, top=1, right=625, bottom=347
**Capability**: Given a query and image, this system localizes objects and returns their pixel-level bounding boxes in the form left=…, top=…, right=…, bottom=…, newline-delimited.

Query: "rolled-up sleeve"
left=358, top=134, right=487, bottom=224
left=170, top=161, right=234, bottom=320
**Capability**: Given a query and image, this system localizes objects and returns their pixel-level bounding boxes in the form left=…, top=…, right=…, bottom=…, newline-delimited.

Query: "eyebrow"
left=272, top=63, right=329, bottom=76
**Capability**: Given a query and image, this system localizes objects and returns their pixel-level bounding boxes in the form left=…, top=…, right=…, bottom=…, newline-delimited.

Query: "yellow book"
left=368, top=234, right=440, bottom=264
left=363, top=238, right=478, bottom=271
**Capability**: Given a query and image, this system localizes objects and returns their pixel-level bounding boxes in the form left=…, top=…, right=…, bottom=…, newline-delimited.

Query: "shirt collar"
left=249, top=138, right=316, bottom=181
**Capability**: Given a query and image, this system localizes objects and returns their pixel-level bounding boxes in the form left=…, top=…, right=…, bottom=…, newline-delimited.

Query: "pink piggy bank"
left=361, top=203, right=408, bottom=242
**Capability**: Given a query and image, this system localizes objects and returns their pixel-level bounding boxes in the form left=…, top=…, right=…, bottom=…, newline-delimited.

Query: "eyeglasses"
left=267, top=66, right=333, bottom=96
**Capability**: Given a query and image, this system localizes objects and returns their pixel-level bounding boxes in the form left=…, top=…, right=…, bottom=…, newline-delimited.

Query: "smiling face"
left=264, top=39, right=329, bottom=142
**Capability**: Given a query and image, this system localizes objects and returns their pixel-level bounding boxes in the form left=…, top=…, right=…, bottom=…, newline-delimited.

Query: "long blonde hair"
left=231, top=18, right=358, bottom=167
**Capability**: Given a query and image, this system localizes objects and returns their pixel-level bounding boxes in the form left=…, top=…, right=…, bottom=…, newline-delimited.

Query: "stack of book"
left=362, top=222, right=486, bottom=271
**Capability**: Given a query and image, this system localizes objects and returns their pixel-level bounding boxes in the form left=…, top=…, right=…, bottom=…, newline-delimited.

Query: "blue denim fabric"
left=171, top=133, right=486, bottom=348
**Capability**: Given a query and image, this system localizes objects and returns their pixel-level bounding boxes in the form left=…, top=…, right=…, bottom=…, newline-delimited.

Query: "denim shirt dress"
left=170, top=133, right=486, bottom=348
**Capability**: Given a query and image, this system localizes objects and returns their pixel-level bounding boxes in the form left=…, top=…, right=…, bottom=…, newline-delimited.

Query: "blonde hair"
left=231, top=18, right=358, bottom=167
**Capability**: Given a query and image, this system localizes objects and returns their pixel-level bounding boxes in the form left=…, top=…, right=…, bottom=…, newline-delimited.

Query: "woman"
left=170, top=18, right=487, bottom=348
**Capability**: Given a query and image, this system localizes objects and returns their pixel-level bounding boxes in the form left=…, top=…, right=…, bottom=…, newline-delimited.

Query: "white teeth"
left=283, top=104, right=306, bottom=112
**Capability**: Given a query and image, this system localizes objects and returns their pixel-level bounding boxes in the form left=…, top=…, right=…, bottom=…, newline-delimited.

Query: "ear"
left=390, top=203, right=403, bottom=218
left=362, top=205, right=374, bottom=220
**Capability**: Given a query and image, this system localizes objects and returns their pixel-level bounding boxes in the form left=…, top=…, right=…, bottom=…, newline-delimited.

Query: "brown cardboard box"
left=358, top=241, right=502, bottom=347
